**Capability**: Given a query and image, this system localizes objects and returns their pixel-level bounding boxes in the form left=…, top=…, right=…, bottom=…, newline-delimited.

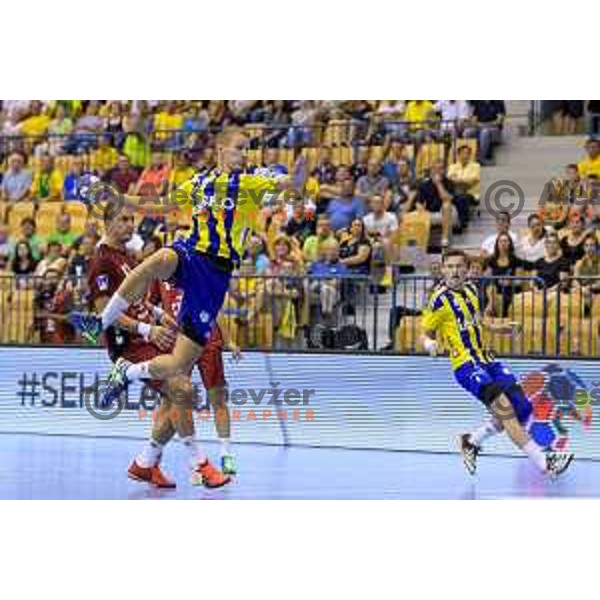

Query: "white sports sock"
left=125, top=361, right=151, bottom=381
left=101, top=293, right=130, bottom=329
left=181, top=435, right=207, bottom=468
left=137, top=439, right=163, bottom=468
left=469, top=420, right=500, bottom=447
left=523, top=440, right=547, bottom=473
left=220, top=438, right=231, bottom=457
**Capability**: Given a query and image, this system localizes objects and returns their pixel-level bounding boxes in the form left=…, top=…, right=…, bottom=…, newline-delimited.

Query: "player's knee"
left=168, top=377, right=193, bottom=408
left=207, top=385, right=227, bottom=409
left=481, top=381, right=505, bottom=408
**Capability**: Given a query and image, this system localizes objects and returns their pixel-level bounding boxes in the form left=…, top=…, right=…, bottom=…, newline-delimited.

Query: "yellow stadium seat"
left=416, top=142, right=446, bottom=177
left=246, top=149, right=263, bottom=167
left=36, top=205, right=63, bottom=237
left=300, top=148, right=319, bottom=172
left=394, top=211, right=431, bottom=263
left=63, top=201, right=88, bottom=221
left=8, top=202, right=36, bottom=235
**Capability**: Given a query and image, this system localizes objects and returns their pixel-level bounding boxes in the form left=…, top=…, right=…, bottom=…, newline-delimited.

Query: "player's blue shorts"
left=454, top=360, right=532, bottom=425
left=170, top=239, right=233, bottom=347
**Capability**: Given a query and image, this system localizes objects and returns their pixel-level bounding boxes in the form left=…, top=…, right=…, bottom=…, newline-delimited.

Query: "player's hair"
left=497, top=210, right=511, bottom=221
left=442, top=249, right=468, bottom=264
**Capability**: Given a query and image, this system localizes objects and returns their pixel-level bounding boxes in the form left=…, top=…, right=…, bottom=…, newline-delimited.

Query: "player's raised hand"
left=422, top=336, right=439, bottom=357
left=151, top=325, right=177, bottom=351
left=229, top=342, right=243, bottom=363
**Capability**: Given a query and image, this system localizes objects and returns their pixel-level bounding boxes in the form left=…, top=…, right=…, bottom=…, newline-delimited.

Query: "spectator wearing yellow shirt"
left=168, top=151, right=195, bottom=191
left=404, top=100, right=436, bottom=142
left=447, top=145, right=481, bottom=227
left=19, top=101, right=51, bottom=137
left=123, top=128, right=150, bottom=168
left=90, top=134, right=119, bottom=174
left=153, top=101, right=184, bottom=150
left=31, top=155, right=64, bottom=201
left=578, top=138, right=600, bottom=180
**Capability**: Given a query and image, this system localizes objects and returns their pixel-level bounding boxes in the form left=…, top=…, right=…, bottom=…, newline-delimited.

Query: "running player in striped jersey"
left=421, top=249, right=574, bottom=477
left=70, top=138, right=287, bottom=429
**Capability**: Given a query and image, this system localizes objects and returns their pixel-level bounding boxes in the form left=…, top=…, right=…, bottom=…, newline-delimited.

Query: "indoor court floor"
left=1, top=433, right=599, bottom=500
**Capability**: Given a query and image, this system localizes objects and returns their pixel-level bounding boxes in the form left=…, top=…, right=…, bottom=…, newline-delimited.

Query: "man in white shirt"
left=481, top=211, right=520, bottom=256
left=363, top=194, right=399, bottom=238
left=434, top=100, right=471, bottom=131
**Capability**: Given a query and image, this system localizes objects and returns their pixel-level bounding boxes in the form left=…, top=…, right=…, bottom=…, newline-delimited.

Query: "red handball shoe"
left=191, top=459, right=231, bottom=488
left=128, top=460, right=176, bottom=489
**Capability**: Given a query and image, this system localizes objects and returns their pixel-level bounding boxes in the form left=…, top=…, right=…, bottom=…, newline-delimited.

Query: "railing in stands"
left=1, top=273, right=600, bottom=358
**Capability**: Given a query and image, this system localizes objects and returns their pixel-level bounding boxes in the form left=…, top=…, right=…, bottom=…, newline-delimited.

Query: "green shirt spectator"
left=124, top=132, right=150, bottom=168
left=45, top=213, right=77, bottom=251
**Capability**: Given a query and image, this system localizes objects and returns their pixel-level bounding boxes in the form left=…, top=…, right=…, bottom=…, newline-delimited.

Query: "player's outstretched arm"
left=421, top=330, right=439, bottom=356
left=483, top=319, right=522, bottom=337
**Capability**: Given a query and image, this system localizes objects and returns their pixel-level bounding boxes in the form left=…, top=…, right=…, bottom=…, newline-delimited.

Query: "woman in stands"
left=484, top=232, right=527, bottom=318
left=11, top=240, right=37, bottom=289
left=532, top=232, right=571, bottom=292
left=560, top=215, right=589, bottom=267
left=574, top=234, right=600, bottom=315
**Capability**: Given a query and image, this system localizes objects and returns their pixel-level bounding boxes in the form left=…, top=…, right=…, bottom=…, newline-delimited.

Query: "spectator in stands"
left=11, top=240, right=37, bottom=285
left=339, top=218, right=372, bottom=275
left=484, top=232, right=526, bottom=317
left=413, top=161, right=459, bottom=248
left=574, top=234, right=600, bottom=313
left=104, top=154, right=139, bottom=195
left=533, top=232, right=571, bottom=291
left=34, top=267, right=76, bottom=344
left=104, top=101, right=125, bottom=147
left=578, top=138, right=600, bottom=180
left=67, top=101, right=104, bottom=152
left=288, top=101, right=318, bottom=147
left=481, top=211, right=520, bottom=257
left=285, top=202, right=316, bottom=247
left=394, top=159, right=417, bottom=212
left=47, top=104, right=73, bottom=155
left=261, top=100, right=291, bottom=147
left=243, top=234, right=270, bottom=275
left=588, top=101, right=600, bottom=136
left=308, top=239, right=348, bottom=323
left=350, top=146, right=370, bottom=181
left=123, top=126, right=149, bottom=169
left=68, top=233, right=97, bottom=279
left=168, top=151, right=195, bottom=192
left=519, top=214, right=548, bottom=263
left=374, top=100, right=406, bottom=140
left=433, top=100, right=470, bottom=136
left=19, top=100, right=51, bottom=138
left=262, top=147, right=289, bottom=176
left=465, top=101, right=506, bottom=166
left=382, top=140, right=412, bottom=190
left=560, top=216, right=588, bottom=267
left=355, top=158, right=391, bottom=205
left=363, top=194, right=399, bottom=238
left=135, top=153, right=170, bottom=197
left=196, top=146, right=217, bottom=175
left=311, top=147, right=338, bottom=186
left=62, top=156, right=87, bottom=201
left=34, top=240, right=66, bottom=277
left=30, top=155, right=63, bottom=201
left=550, top=101, right=584, bottom=135
left=46, top=213, right=77, bottom=252
left=92, top=134, right=119, bottom=174
left=303, top=214, right=337, bottom=263
left=0, top=225, right=12, bottom=270
left=1, top=152, right=32, bottom=203
left=404, top=101, right=436, bottom=142
left=18, top=217, right=43, bottom=261
left=153, top=101, right=184, bottom=150
left=326, top=173, right=366, bottom=233
left=447, top=145, right=481, bottom=221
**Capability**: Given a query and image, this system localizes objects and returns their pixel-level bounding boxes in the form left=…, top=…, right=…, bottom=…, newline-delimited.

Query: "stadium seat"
left=36, top=203, right=64, bottom=237
left=415, top=143, right=446, bottom=177
left=300, top=148, right=319, bottom=172
left=0, top=201, right=8, bottom=224
left=8, top=202, right=36, bottom=235
left=394, top=211, right=431, bottom=265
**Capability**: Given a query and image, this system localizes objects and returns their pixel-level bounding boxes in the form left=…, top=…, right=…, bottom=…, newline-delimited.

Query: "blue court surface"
left=1, top=433, right=600, bottom=499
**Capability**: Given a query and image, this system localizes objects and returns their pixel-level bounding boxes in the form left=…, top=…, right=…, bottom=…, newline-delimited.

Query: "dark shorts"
left=170, top=239, right=233, bottom=347
left=454, top=360, right=532, bottom=425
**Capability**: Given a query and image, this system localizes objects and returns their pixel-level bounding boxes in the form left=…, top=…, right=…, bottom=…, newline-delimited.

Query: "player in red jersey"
left=88, top=204, right=230, bottom=488
left=149, top=274, right=237, bottom=475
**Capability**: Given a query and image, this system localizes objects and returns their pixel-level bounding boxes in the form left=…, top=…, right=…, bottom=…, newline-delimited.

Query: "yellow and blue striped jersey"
left=178, top=168, right=278, bottom=266
left=421, top=282, right=493, bottom=370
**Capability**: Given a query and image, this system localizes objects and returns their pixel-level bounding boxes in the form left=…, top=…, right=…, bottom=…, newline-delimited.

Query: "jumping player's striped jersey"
left=421, top=281, right=493, bottom=370
left=178, top=168, right=279, bottom=266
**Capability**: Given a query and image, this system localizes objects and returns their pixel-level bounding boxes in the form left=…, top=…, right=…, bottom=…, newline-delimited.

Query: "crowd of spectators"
left=0, top=99, right=502, bottom=346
